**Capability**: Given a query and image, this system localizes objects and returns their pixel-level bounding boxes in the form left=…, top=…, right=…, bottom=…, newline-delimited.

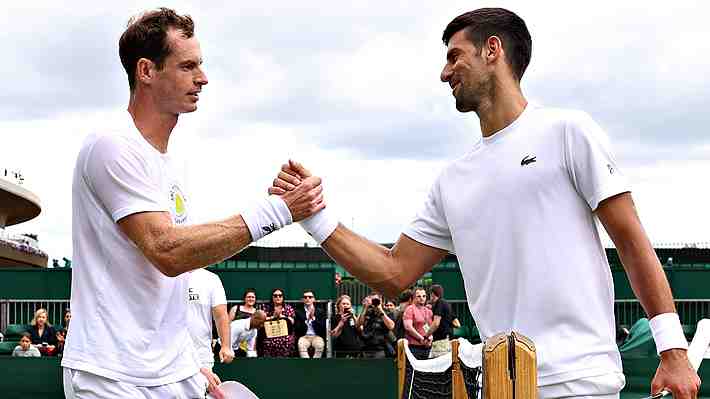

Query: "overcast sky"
left=2, top=1, right=709, bottom=262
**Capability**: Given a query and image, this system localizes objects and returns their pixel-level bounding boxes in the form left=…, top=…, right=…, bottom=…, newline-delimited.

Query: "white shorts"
left=63, top=367, right=209, bottom=399
left=538, top=372, right=626, bottom=399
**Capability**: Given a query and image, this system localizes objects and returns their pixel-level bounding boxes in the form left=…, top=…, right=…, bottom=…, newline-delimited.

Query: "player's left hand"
left=651, top=348, right=700, bottom=399
left=219, top=346, right=235, bottom=364
left=200, top=367, right=225, bottom=399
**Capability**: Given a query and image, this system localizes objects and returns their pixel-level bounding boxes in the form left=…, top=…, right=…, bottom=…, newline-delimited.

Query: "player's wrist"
left=241, top=196, right=293, bottom=242
left=299, top=207, right=338, bottom=244
left=650, top=312, right=688, bottom=355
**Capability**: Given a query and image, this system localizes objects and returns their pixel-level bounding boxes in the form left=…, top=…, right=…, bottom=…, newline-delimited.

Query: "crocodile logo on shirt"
left=521, top=155, right=537, bottom=166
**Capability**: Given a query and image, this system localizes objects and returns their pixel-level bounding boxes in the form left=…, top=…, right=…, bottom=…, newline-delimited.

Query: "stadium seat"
left=0, top=341, right=19, bottom=355
left=3, top=324, right=31, bottom=341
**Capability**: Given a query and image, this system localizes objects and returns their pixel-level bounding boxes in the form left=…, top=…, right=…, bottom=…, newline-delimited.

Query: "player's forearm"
left=213, top=305, right=231, bottom=349
left=617, top=237, right=676, bottom=317
left=321, top=225, right=406, bottom=297
left=151, top=215, right=252, bottom=276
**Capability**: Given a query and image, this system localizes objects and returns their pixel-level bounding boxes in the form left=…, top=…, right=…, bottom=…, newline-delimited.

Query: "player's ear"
left=136, top=58, right=157, bottom=86
left=484, top=36, right=503, bottom=63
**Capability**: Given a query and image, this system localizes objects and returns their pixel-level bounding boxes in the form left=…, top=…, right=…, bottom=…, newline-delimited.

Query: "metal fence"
left=0, top=299, right=70, bottom=334
left=614, top=299, right=710, bottom=329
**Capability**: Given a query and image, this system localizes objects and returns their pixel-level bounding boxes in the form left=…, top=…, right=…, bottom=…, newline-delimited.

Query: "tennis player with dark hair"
left=271, top=8, right=700, bottom=399
left=63, top=7, right=324, bottom=399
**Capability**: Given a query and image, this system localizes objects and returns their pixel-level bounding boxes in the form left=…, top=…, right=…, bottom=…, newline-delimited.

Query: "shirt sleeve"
left=564, top=112, right=631, bottom=211
left=210, top=274, right=227, bottom=307
left=83, top=135, right=167, bottom=222
left=403, top=305, right=414, bottom=321
left=403, top=177, right=454, bottom=252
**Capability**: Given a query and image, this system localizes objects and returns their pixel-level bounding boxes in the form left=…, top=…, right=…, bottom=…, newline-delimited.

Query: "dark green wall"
left=0, top=357, right=396, bottom=399
left=0, top=268, right=336, bottom=301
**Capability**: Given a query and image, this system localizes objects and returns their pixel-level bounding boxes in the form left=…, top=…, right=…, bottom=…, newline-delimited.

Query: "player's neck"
left=127, top=92, right=178, bottom=154
left=476, top=80, right=527, bottom=138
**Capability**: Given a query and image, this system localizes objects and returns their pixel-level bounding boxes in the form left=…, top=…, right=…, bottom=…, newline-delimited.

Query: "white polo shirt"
left=63, top=114, right=200, bottom=386
left=405, top=106, right=629, bottom=386
left=187, top=269, right=227, bottom=368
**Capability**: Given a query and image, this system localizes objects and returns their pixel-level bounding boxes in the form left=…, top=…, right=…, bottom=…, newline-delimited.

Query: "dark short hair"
left=442, top=8, right=532, bottom=81
left=398, top=289, right=413, bottom=304
left=430, top=284, right=444, bottom=299
left=302, top=288, right=315, bottom=296
left=20, top=332, right=31, bottom=340
left=243, top=288, right=257, bottom=300
left=119, top=7, right=195, bottom=91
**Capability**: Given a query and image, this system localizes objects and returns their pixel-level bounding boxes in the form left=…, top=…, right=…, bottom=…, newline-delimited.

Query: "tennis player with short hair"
left=271, top=8, right=700, bottom=399
left=63, top=8, right=324, bottom=399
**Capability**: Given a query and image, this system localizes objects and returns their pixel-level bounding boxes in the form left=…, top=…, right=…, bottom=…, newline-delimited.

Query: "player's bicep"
left=391, top=234, right=448, bottom=288
left=595, top=192, right=648, bottom=253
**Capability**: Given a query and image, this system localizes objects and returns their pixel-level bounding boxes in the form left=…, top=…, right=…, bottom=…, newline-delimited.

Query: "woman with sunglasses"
left=258, top=288, right=295, bottom=357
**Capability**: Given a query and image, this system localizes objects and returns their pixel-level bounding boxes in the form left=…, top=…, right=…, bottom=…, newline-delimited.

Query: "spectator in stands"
left=393, top=289, right=414, bottom=341
left=330, top=295, right=362, bottom=358
left=334, top=272, right=342, bottom=287
left=187, top=268, right=234, bottom=370
left=62, top=309, right=71, bottom=331
left=230, top=310, right=267, bottom=358
left=403, top=288, right=433, bottom=359
left=384, top=300, right=396, bottom=314
left=55, top=329, right=66, bottom=357
left=295, top=289, right=327, bottom=358
left=423, top=284, right=454, bottom=358
left=259, top=288, right=296, bottom=357
left=12, top=333, right=41, bottom=357
left=358, top=293, right=395, bottom=358
left=30, top=308, right=57, bottom=346
left=229, top=288, right=258, bottom=321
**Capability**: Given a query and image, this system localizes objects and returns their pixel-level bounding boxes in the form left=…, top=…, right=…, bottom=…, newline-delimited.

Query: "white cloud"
left=2, top=1, right=709, bottom=263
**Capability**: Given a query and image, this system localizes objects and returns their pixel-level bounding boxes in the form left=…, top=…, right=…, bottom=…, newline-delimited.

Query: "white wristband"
left=300, top=207, right=338, bottom=244
left=241, top=196, right=292, bottom=242
left=649, top=312, right=688, bottom=354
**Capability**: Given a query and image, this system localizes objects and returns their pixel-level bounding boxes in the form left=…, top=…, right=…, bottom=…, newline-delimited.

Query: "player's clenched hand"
left=219, top=346, right=235, bottom=364
left=269, top=160, right=313, bottom=195
left=200, top=367, right=225, bottom=399
left=651, top=349, right=700, bottom=399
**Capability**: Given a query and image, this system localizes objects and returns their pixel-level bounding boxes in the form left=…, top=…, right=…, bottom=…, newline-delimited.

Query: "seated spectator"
left=230, top=288, right=258, bottom=321
left=62, top=309, right=71, bottom=330
left=403, top=287, right=433, bottom=360
left=54, top=329, right=66, bottom=357
left=258, top=288, right=295, bottom=357
left=330, top=295, right=362, bottom=358
left=357, top=293, right=395, bottom=359
left=295, top=289, right=326, bottom=358
left=12, top=333, right=41, bottom=357
left=30, top=308, right=57, bottom=347
left=230, top=310, right=267, bottom=358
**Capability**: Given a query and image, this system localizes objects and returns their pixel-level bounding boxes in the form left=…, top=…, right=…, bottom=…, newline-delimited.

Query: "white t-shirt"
left=187, top=268, right=227, bottom=368
left=230, top=319, right=257, bottom=357
left=404, top=106, right=629, bottom=387
left=63, top=114, right=201, bottom=386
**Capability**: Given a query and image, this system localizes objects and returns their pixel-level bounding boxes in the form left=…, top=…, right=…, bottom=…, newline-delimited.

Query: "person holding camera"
left=357, top=293, right=394, bottom=359
left=330, top=295, right=362, bottom=358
